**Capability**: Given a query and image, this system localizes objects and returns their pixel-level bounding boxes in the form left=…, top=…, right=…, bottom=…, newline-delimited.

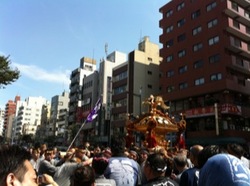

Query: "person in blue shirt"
left=104, top=135, right=142, bottom=186
left=198, top=153, right=250, bottom=186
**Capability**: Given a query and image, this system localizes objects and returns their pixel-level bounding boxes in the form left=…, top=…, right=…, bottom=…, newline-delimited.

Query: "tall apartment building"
left=3, top=95, right=20, bottom=142
left=48, top=91, right=69, bottom=142
left=79, top=71, right=99, bottom=145
left=159, top=0, right=250, bottom=145
left=36, top=102, right=51, bottom=144
left=77, top=51, right=127, bottom=145
left=13, top=96, right=48, bottom=142
left=0, top=109, right=5, bottom=137
left=95, top=51, right=127, bottom=145
left=99, top=51, right=127, bottom=119
left=68, top=57, right=97, bottom=126
left=112, top=36, right=162, bottom=138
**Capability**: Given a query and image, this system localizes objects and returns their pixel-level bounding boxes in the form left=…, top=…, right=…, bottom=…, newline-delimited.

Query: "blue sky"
left=0, top=0, right=168, bottom=109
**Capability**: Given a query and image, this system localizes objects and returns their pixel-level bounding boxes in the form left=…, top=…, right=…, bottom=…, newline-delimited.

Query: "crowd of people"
left=0, top=136, right=250, bottom=186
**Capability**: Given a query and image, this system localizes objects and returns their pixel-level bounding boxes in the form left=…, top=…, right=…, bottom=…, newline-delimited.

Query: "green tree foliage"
left=0, top=55, right=20, bottom=88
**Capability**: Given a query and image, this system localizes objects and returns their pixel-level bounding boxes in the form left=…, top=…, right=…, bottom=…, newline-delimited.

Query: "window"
left=209, top=54, right=220, bottom=63
left=208, top=18, right=218, bottom=28
left=86, top=81, right=92, bottom=88
left=195, top=78, right=205, bottom=85
left=113, top=71, right=127, bottom=82
left=192, top=10, right=201, bottom=19
left=148, top=71, right=152, bottom=75
left=167, top=70, right=174, bottom=77
left=85, top=64, right=93, bottom=71
left=232, top=2, right=238, bottom=12
left=246, top=26, right=250, bottom=35
left=236, top=58, right=244, bottom=66
left=179, top=82, right=188, bottom=89
left=167, top=86, right=175, bottom=92
left=206, top=2, right=217, bottom=12
left=166, top=9, right=173, bottom=17
left=192, top=26, right=202, bottom=35
left=233, top=20, right=240, bottom=29
left=193, top=42, right=203, bottom=52
left=178, top=50, right=186, bottom=58
left=148, top=84, right=152, bottom=89
left=179, top=65, right=187, bottom=74
left=177, top=33, right=186, bottom=42
left=114, top=99, right=127, bottom=107
left=234, top=38, right=241, bottom=47
left=113, top=113, right=126, bottom=120
left=166, top=54, right=174, bottom=62
left=193, top=59, right=204, bottom=69
left=245, top=10, right=250, bottom=19
left=177, top=2, right=185, bottom=11
left=166, top=25, right=174, bottom=33
left=208, top=36, right=219, bottom=45
left=177, top=18, right=186, bottom=27
left=210, top=73, right=222, bottom=81
left=114, top=85, right=127, bottom=95
left=166, top=39, right=174, bottom=47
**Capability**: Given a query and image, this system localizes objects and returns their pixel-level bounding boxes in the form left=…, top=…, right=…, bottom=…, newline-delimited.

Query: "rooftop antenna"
left=105, top=43, right=108, bottom=59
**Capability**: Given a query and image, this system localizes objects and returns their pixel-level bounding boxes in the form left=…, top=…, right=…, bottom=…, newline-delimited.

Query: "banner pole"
left=66, top=97, right=102, bottom=152
left=67, top=120, right=86, bottom=152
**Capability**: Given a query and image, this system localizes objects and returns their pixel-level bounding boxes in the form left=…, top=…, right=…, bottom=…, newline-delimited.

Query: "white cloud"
left=13, top=63, right=71, bottom=85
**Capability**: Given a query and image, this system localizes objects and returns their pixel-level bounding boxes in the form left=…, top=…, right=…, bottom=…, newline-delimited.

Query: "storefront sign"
left=185, top=104, right=241, bottom=118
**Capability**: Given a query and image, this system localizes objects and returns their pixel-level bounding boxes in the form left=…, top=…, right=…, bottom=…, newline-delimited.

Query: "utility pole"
left=215, top=103, right=219, bottom=136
